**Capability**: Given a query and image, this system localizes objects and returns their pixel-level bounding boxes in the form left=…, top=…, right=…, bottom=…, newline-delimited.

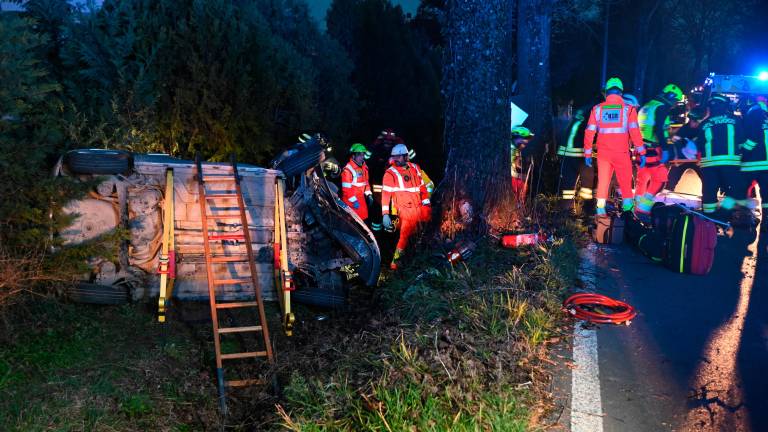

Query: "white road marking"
left=571, top=243, right=604, bottom=432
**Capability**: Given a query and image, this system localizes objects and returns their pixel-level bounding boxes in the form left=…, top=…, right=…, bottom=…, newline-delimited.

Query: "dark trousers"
left=701, top=165, right=746, bottom=213
left=559, top=156, right=595, bottom=200
left=667, top=162, right=702, bottom=192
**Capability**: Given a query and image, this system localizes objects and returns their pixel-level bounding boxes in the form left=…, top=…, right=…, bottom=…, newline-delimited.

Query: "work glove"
left=420, top=204, right=432, bottom=222
left=682, top=139, right=698, bottom=160
left=352, top=200, right=360, bottom=209
left=382, top=214, right=392, bottom=230
left=660, top=150, right=670, bottom=164
left=584, top=156, right=592, bottom=168
left=638, top=155, right=647, bottom=168
left=365, top=194, right=374, bottom=208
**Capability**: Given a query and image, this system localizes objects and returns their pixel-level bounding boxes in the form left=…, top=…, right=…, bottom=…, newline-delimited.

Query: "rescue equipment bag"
left=622, top=212, right=665, bottom=262
left=664, top=212, right=717, bottom=275
left=593, top=213, right=625, bottom=245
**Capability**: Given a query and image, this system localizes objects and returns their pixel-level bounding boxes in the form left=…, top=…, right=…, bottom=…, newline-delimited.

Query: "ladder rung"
left=210, top=256, right=250, bottom=263
left=208, top=234, right=245, bottom=241
left=201, top=176, right=236, bottom=183
left=215, top=301, right=259, bottom=309
left=221, top=351, right=268, bottom=360
left=205, top=194, right=239, bottom=199
left=207, top=214, right=242, bottom=219
left=226, top=378, right=265, bottom=387
left=218, top=325, right=262, bottom=334
left=213, top=278, right=253, bottom=285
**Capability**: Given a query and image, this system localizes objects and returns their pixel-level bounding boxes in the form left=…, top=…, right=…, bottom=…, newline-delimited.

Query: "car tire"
left=292, top=287, right=347, bottom=308
left=67, top=282, right=130, bottom=305
left=65, top=149, right=132, bottom=175
left=275, top=144, right=324, bottom=177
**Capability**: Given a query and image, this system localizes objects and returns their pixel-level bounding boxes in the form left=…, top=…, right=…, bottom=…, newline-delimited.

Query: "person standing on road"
left=740, top=96, right=768, bottom=228
left=635, top=84, right=684, bottom=216
left=667, top=107, right=707, bottom=191
left=381, top=144, right=431, bottom=270
left=583, top=77, right=646, bottom=216
left=341, top=143, right=373, bottom=222
left=697, top=94, right=746, bottom=219
left=557, top=106, right=595, bottom=213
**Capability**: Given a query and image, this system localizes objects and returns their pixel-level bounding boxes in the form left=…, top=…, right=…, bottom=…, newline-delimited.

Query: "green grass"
left=280, top=373, right=530, bottom=432
left=0, top=300, right=218, bottom=431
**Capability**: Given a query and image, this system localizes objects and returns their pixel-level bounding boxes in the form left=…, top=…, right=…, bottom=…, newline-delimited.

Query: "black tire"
left=67, top=282, right=130, bottom=305
left=274, top=144, right=324, bottom=177
left=65, top=149, right=132, bottom=175
left=292, top=288, right=347, bottom=308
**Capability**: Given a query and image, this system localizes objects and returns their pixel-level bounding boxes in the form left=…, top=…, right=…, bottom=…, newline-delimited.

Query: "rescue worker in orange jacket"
left=381, top=144, right=431, bottom=270
left=341, top=143, right=373, bottom=221
left=583, top=77, right=646, bottom=215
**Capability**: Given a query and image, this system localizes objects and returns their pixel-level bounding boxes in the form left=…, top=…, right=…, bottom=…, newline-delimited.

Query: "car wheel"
left=274, top=144, right=324, bottom=177
left=67, top=282, right=130, bottom=305
left=292, top=288, right=347, bottom=308
left=65, top=149, right=132, bottom=175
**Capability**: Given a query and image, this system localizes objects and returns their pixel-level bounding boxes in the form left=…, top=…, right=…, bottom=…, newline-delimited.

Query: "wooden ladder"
left=195, top=154, right=274, bottom=413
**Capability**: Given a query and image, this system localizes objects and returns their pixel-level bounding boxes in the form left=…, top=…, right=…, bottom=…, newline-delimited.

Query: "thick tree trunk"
left=517, top=0, right=553, bottom=141
left=437, top=0, right=515, bottom=237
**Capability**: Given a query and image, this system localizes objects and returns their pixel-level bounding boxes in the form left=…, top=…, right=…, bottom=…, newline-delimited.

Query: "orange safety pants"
left=596, top=152, right=634, bottom=200
left=635, top=165, right=668, bottom=197
left=396, top=217, right=420, bottom=250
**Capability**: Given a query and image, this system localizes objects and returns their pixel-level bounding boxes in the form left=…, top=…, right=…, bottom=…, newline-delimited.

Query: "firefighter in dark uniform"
left=697, top=94, right=746, bottom=218
left=740, top=96, right=768, bottom=228
left=557, top=105, right=595, bottom=212
left=667, top=107, right=707, bottom=191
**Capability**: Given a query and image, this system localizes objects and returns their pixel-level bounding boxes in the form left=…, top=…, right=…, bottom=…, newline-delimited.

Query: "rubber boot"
left=596, top=198, right=607, bottom=217
left=390, top=248, right=404, bottom=271
left=621, top=197, right=635, bottom=212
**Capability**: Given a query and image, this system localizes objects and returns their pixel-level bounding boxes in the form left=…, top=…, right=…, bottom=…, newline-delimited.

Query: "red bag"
left=664, top=212, right=717, bottom=275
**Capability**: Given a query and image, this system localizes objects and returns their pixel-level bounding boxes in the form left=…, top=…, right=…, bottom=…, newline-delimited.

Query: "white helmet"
left=391, top=143, right=409, bottom=156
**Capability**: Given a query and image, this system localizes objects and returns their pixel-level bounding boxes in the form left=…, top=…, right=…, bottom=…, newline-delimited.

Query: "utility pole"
left=600, top=1, right=610, bottom=87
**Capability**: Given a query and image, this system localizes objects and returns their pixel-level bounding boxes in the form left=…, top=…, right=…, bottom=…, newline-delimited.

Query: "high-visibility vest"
left=638, top=98, right=671, bottom=144
left=381, top=162, right=429, bottom=220
left=341, top=160, right=372, bottom=219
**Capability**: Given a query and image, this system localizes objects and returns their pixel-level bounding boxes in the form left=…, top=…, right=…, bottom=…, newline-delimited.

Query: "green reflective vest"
left=638, top=99, right=671, bottom=144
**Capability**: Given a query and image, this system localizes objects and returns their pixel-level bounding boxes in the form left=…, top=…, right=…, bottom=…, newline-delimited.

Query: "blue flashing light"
left=759, top=71, right=768, bottom=81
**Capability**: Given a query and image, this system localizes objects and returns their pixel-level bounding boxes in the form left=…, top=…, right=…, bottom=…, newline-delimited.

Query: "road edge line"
left=571, top=243, right=604, bottom=432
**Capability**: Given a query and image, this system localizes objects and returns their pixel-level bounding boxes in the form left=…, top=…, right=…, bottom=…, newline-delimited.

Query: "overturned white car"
left=55, top=149, right=380, bottom=309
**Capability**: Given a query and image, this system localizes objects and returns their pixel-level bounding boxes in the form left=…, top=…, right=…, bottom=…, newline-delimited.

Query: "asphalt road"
left=590, top=224, right=768, bottom=431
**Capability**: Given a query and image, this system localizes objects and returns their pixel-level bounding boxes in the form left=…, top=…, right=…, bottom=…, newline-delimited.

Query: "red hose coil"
left=563, top=293, right=637, bottom=325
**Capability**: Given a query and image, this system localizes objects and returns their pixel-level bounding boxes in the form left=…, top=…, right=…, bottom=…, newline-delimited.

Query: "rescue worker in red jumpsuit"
left=635, top=84, right=684, bottom=216
left=341, top=143, right=373, bottom=221
left=381, top=144, right=431, bottom=270
left=583, top=77, right=646, bottom=216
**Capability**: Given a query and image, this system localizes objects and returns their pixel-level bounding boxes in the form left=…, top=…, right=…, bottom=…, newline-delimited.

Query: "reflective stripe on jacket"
left=558, top=117, right=586, bottom=157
